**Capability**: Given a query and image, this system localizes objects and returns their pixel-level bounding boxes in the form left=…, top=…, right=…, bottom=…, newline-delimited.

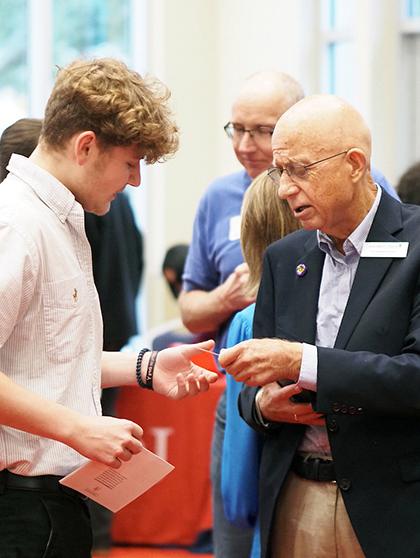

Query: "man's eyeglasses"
left=224, top=122, right=274, bottom=144
left=268, top=149, right=350, bottom=186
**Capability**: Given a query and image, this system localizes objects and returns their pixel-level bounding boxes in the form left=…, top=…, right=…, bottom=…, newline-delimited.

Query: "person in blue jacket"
left=221, top=170, right=302, bottom=556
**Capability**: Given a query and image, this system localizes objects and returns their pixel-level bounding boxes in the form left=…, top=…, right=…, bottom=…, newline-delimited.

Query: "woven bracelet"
left=136, top=348, right=151, bottom=389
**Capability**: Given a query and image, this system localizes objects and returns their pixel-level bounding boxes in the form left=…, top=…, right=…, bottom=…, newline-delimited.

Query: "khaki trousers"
left=270, top=472, right=365, bottom=558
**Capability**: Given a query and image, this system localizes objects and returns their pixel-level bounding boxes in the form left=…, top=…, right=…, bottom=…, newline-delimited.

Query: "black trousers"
left=0, top=483, right=92, bottom=558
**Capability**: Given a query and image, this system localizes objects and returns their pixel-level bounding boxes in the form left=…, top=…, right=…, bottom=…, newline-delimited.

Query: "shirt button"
left=332, top=402, right=341, bottom=413
left=339, top=478, right=352, bottom=491
left=327, top=418, right=339, bottom=432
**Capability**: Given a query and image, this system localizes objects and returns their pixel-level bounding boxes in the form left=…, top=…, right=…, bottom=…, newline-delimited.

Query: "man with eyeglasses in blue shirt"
left=180, top=71, right=305, bottom=558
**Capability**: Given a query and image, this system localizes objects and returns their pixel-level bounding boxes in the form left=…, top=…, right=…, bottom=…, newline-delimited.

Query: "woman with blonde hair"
left=221, top=171, right=301, bottom=557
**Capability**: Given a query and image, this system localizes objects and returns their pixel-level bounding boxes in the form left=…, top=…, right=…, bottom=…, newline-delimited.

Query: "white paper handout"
left=59, top=447, right=174, bottom=512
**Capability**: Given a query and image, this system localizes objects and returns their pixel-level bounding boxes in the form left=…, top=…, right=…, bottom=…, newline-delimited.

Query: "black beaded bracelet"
left=136, top=348, right=151, bottom=389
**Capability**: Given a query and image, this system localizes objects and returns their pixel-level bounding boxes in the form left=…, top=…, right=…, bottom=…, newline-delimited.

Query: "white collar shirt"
left=0, top=154, right=103, bottom=476
left=299, top=186, right=382, bottom=455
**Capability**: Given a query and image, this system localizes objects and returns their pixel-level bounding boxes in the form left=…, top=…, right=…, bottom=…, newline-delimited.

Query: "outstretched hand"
left=152, top=339, right=219, bottom=399
left=219, top=338, right=302, bottom=386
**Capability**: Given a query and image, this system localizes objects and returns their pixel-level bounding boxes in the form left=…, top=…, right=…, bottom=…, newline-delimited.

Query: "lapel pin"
left=296, top=263, right=307, bottom=277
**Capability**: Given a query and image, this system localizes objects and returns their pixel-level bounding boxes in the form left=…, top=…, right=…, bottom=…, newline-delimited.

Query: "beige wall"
left=143, top=0, right=310, bottom=328
left=144, top=0, right=220, bottom=326
left=140, top=0, right=403, bottom=330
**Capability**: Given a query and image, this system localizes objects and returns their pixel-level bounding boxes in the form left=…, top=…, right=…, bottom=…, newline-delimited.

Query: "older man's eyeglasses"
left=268, top=149, right=350, bottom=186
left=224, top=122, right=274, bottom=144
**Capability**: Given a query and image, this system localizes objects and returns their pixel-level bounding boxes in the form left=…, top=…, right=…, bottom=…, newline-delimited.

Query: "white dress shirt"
left=298, top=186, right=382, bottom=455
left=0, top=155, right=103, bottom=476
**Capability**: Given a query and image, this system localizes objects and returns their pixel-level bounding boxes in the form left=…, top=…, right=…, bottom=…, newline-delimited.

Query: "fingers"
left=116, top=447, right=136, bottom=463
left=175, top=371, right=214, bottom=398
left=107, top=419, right=144, bottom=465
left=107, top=434, right=144, bottom=468
left=188, top=339, right=216, bottom=353
left=291, top=407, right=325, bottom=426
left=274, top=382, right=302, bottom=399
left=131, top=423, right=144, bottom=441
left=234, top=262, right=249, bottom=275
left=109, top=457, right=123, bottom=469
left=176, top=339, right=217, bottom=363
left=235, top=372, right=260, bottom=386
left=125, top=436, right=143, bottom=455
left=218, top=345, right=241, bottom=368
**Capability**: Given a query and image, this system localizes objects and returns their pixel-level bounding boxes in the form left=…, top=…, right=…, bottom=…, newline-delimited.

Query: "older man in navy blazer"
left=220, top=94, right=420, bottom=558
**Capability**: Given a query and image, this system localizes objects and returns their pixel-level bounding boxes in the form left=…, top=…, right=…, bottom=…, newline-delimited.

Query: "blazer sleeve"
left=315, top=239, right=420, bottom=417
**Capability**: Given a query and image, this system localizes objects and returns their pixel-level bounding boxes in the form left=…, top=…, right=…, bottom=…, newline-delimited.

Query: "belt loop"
left=313, top=458, right=320, bottom=481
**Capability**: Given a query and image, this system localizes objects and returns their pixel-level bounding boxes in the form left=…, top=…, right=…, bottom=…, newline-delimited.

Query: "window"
left=398, top=0, right=420, bottom=176
left=0, top=0, right=29, bottom=131
left=0, top=0, right=140, bottom=133
left=53, top=0, right=132, bottom=67
left=320, top=0, right=356, bottom=104
left=406, top=0, right=420, bottom=17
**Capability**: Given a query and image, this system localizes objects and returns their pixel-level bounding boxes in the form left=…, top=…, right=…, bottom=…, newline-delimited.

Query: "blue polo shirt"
left=182, top=169, right=252, bottom=350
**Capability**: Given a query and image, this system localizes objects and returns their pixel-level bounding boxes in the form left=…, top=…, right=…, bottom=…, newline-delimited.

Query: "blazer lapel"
left=334, top=193, right=404, bottom=349
left=291, top=235, right=325, bottom=344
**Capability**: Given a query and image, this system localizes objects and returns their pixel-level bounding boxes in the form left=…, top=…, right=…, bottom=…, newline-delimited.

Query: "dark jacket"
left=85, top=193, right=143, bottom=351
left=240, top=191, right=420, bottom=558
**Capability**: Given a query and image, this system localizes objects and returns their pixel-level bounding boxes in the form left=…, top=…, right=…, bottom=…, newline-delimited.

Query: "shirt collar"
left=317, top=186, right=382, bottom=257
left=7, top=154, right=80, bottom=223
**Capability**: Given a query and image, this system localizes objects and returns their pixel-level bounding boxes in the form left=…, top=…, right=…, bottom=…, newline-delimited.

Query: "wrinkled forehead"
left=272, top=123, right=319, bottom=161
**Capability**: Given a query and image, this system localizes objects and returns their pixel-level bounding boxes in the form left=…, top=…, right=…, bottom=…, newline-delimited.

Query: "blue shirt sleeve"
left=372, top=166, right=400, bottom=201
left=182, top=193, right=219, bottom=292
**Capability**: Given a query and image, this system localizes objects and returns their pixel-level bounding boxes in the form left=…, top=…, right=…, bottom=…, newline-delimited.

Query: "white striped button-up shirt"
left=0, top=154, right=103, bottom=476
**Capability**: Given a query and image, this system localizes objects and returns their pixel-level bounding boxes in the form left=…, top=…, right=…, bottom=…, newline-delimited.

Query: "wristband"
left=136, top=348, right=151, bottom=389
left=144, top=350, right=159, bottom=390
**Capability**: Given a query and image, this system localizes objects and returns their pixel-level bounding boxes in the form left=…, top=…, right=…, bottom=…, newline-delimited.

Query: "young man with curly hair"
left=0, top=58, right=217, bottom=558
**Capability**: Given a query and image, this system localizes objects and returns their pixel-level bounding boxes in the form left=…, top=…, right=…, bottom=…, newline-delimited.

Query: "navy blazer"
left=240, top=191, right=420, bottom=558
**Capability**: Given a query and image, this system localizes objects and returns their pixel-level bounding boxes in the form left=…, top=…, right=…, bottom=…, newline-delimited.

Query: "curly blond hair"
left=41, top=58, right=179, bottom=163
left=241, top=171, right=301, bottom=297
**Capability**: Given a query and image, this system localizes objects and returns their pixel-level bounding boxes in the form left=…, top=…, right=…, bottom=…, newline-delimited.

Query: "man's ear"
left=74, top=131, right=97, bottom=165
left=346, top=148, right=367, bottom=182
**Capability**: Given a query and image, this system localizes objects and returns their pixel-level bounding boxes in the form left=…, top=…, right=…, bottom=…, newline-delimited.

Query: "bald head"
left=271, top=95, right=377, bottom=245
left=230, top=71, right=304, bottom=178
left=273, top=94, right=371, bottom=161
left=233, top=71, right=304, bottom=120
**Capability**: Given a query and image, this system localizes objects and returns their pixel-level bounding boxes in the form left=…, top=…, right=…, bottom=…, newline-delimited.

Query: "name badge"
left=229, top=215, right=241, bottom=241
left=361, top=241, right=409, bottom=258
